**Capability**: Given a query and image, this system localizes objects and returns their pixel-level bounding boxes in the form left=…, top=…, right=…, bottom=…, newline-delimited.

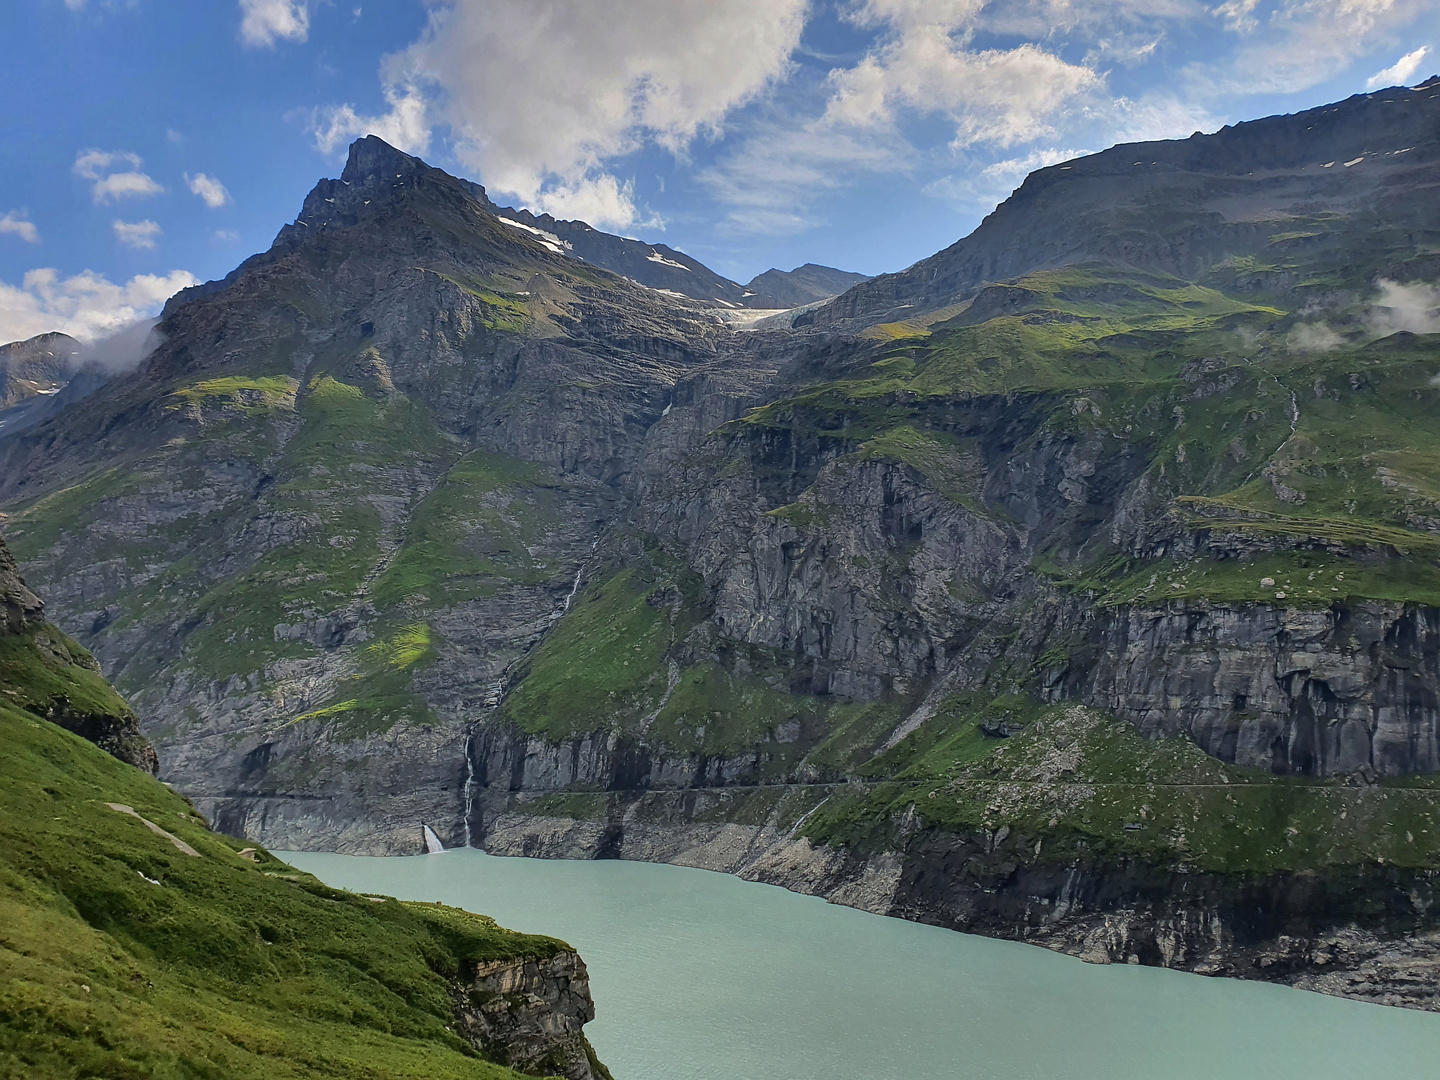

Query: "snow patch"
left=496, top=216, right=571, bottom=255
left=646, top=251, right=690, bottom=271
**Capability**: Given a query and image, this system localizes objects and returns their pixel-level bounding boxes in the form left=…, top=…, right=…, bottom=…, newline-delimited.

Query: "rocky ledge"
left=452, top=950, right=610, bottom=1080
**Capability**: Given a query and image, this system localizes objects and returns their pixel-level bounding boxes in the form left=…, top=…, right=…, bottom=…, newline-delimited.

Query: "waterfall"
left=557, top=538, right=600, bottom=618
left=462, top=729, right=476, bottom=849
left=561, top=563, right=585, bottom=612
left=422, top=824, right=445, bottom=854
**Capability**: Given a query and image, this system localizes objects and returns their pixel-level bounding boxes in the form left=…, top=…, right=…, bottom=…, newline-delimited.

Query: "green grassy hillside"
left=0, top=698, right=576, bottom=1080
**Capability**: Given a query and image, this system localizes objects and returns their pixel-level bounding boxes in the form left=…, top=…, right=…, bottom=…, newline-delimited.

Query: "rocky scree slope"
left=0, top=531, right=612, bottom=1080
left=4, top=83, right=1440, bottom=1006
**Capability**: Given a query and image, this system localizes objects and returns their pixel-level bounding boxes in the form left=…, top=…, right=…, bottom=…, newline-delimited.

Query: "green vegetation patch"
left=805, top=704, right=1440, bottom=875
left=851, top=425, right=982, bottom=507
left=650, top=662, right=822, bottom=759
left=0, top=624, right=134, bottom=723
left=168, top=375, right=299, bottom=415
left=371, top=451, right=568, bottom=608
left=501, top=568, right=672, bottom=740
left=0, top=705, right=567, bottom=1080
left=281, top=622, right=438, bottom=739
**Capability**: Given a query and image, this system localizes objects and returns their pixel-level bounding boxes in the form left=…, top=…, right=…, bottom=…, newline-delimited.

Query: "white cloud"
left=528, top=175, right=653, bottom=232
left=113, top=219, right=162, bottom=250
left=0, top=212, right=39, bottom=244
left=1368, top=279, right=1440, bottom=337
left=1287, top=321, right=1344, bottom=353
left=355, top=0, right=808, bottom=230
left=312, top=82, right=432, bottom=157
left=73, top=149, right=141, bottom=180
left=74, top=149, right=164, bottom=204
left=92, top=172, right=165, bottom=204
left=1213, top=0, right=1263, bottom=32
left=213, top=229, right=242, bottom=242
left=1367, top=45, right=1431, bottom=88
left=186, top=172, right=232, bottom=208
left=1215, top=0, right=1439, bottom=95
left=1111, top=94, right=1220, bottom=142
left=924, top=145, right=1091, bottom=209
left=700, top=119, right=914, bottom=235
left=0, top=268, right=198, bottom=346
left=63, top=0, right=87, bottom=9
left=239, top=0, right=309, bottom=48
left=823, top=6, right=1104, bottom=150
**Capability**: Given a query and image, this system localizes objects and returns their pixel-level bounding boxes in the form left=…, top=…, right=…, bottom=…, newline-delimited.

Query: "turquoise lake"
left=284, top=849, right=1440, bottom=1080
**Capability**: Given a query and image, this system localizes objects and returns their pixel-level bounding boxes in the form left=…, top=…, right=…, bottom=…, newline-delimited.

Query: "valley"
left=4, top=79, right=1440, bottom=1011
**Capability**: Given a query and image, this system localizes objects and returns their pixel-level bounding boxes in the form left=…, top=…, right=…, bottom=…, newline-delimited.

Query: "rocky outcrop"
left=0, top=534, right=44, bottom=631
left=452, top=951, right=608, bottom=1080
left=0, top=533, right=158, bottom=773
left=1062, top=600, right=1440, bottom=778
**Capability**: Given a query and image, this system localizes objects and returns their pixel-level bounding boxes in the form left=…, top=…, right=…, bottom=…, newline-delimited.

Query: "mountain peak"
left=341, top=135, right=431, bottom=187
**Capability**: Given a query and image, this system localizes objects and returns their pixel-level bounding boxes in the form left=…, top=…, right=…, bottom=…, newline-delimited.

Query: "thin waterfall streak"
left=462, top=729, right=476, bottom=849
left=559, top=538, right=601, bottom=617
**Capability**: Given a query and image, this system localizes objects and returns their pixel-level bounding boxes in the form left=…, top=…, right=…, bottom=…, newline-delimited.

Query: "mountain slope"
left=816, top=78, right=1440, bottom=330
left=744, top=263, right=871, bottom=308
left=0, top=133, right=766, bottom=851
left=0, top=332, right=76, bottom=408
left=0, top=531, right=610, bottom=1080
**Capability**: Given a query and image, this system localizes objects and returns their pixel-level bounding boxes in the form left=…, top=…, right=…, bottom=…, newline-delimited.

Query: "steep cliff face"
left=453, top=951, right=608, bottom=1080
left=0, top=533, right=157, bottom=773
left=3, top=85, right=1440, bottom=1006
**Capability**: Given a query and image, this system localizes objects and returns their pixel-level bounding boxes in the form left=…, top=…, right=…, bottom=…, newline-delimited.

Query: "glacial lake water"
left=284, top=848, right=1440, bottom=1080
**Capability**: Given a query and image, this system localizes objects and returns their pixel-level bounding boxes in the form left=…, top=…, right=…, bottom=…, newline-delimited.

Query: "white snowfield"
left=646, top=251, right=691, bottom=271
left=496, top=216, right=570, bottom=255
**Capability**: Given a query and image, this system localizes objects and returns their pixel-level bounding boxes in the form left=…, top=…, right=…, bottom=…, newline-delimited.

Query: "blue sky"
left=1, top=0, right=1436, bottom=345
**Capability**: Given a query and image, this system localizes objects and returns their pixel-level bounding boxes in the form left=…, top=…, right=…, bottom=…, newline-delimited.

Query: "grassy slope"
left=0, top=701, right=574, bottom=1080
left=805, top=700, right=1440, bottom=875
left=743, top=264, right=1440, bottom=607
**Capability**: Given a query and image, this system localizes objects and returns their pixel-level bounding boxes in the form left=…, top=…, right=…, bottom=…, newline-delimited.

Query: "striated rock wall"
left=451, top=950, right=608, bottom=1080
left=1066, top=600, right=1440, bottom=778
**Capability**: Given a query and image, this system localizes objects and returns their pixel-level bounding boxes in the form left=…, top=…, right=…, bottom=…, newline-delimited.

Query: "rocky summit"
left=5, top=81, right=1440, bottom=1008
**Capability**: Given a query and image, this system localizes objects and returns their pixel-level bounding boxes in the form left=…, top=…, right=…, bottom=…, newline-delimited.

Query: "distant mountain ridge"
left=743, top=263, right=871, bottom=308
left=817, top=75, right=1440, bottom=328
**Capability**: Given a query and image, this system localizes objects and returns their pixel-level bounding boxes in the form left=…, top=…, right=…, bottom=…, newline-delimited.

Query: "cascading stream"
left=463, top=729, right=476, bottom=849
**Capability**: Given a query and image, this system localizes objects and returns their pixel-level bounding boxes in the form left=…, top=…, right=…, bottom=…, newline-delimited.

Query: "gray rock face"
left=452, top=950, right=603, bottom=1080
left=0, top=332, right=76, bottom=408
left=1069, top=601, right=1440, bottom=777
left=743, top=263, right=872, bottom=309
left=0, top=534, right=44, bottom=632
